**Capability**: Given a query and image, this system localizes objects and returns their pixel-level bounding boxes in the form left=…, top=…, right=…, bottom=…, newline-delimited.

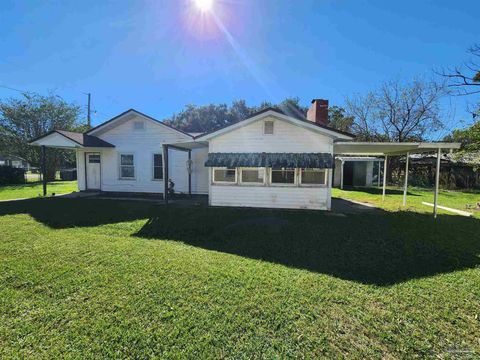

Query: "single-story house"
left=0, top=155, right=30, bottom=170
left=29, top=99, right=460, bottom=216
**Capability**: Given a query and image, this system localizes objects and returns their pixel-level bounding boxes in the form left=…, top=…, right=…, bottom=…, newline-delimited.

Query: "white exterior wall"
left=365, top=161, right=374, bottom=186
left=210, top=185, right=329, bottom=210
left=333, top=159, right=343, bottom=187
left=76, top=114, right=209, bottom=194
left=208, top=116, right=334, bottom=210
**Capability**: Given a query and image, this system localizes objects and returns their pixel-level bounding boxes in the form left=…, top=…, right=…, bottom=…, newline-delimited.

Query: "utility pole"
left=87, top=93, right=91, bottom=128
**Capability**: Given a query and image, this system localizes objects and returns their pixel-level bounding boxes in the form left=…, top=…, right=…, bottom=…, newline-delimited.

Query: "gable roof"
left=86, top=108, right=193, bottom=138
left=194, top=107, right=355, bottom=141
left=29, top=130, right=115, bottom=148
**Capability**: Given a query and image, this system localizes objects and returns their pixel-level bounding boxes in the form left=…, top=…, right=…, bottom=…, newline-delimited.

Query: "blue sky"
left=0, top=0, right=478, bottom=138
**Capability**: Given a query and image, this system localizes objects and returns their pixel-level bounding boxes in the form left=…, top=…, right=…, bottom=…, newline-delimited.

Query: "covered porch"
left=333, top=142, right=461, bottom=218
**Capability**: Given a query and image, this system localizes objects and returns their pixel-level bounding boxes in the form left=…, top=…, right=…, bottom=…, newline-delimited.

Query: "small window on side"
left=271, top=168, right=295, bottom=184
left=301, top=168, right=326, bottom=185
left=213, top=168, right=236, bottom=183
left=264, top=121, right=274, bottom=135
left=240, top=168, right=265, bottom=184
left=153, top=154, right=163, bottom=180
left=120, top=154, right=135, bottom=179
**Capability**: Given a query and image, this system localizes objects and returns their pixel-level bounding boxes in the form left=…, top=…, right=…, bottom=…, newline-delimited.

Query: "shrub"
left=0, top=166, right=25, bottom=185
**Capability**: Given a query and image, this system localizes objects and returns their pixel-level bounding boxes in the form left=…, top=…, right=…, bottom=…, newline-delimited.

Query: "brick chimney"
left=307, top=99, right=329, bottom=126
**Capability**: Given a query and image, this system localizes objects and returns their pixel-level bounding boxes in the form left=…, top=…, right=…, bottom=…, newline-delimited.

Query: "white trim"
left=152, top=153, right=163, bottom=181
left=212, top=167, right=237, bottom=184
left=118, top=153, right=136, bottom=180
left=196, top=110, right=354, bottom=141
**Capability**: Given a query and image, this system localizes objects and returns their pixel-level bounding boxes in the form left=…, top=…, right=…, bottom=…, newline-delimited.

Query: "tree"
left=441, top=44, right=480, bottom=97
left=163, top=97, right=309, bottom=132
left=326, top=106, right=354, bottom=135
left=445, top=121, right=480, bottom=151
left=0, top=93, right=83, bottom=180
left=345, top=78, right=445, bottom=141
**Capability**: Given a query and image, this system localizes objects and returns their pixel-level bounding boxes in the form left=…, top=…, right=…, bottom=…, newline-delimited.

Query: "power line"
left=0, top=84, right=32, bottom=94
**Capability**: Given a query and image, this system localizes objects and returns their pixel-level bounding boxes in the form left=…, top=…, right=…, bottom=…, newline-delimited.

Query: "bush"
left=0, top=166, right=25, bottom=185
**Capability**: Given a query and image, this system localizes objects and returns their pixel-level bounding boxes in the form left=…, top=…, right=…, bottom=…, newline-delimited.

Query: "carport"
left=333, top=142, right=461, bottom=218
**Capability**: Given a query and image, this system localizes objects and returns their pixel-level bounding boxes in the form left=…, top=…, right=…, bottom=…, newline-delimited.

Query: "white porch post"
left=433, top=148, right=441, bottom=218
left=403, top=152, right=410, bottom=206
left=340, top=160, right=345, bottom=189
left=377, top=161, right=381, bottom=187
left=382, top=155, right=388, bottom=201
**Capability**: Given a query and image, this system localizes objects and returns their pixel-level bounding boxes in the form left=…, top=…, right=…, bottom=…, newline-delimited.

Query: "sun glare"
left=194, top=0, right=214, bottom=12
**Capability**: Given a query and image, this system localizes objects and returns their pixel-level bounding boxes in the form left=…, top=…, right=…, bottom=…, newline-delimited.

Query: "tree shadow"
left=135, top=206, right=480, bottom=286
left=1, top=198, right=479, bottom=286
left=0, top=198, right=156, bottom=228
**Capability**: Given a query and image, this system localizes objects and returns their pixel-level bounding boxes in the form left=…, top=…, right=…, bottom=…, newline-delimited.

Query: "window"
left=264, top=120, right=274, bottom=135
left=133, top=121, right=144, bottom=130
left=213, top=167, right=236, bottom=183
left=153, top=154, right=163, bottom=180
left=301, top=168, right=327, bottom=185
left=88, top=154, right=100, bottom=163
left=119, top=154, right=135, bottom=179
left=271, top=168, right=295, bottom=184
left=240, top=168, right=265, bottom=184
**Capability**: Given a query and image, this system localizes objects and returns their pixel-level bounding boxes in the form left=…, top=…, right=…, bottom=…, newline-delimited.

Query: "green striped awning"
left=204, top=153, right=334, bottom=168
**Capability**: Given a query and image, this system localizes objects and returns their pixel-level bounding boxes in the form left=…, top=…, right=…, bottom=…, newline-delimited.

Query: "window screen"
left=301, top=169, right=326, bottom=185
left=271, top=168, right=295, bottom=184
left=153, top=154, right=163, bottom=180
left=241, top=168, right=264, bottom=183
left=213, top=168, right=236, bottom=182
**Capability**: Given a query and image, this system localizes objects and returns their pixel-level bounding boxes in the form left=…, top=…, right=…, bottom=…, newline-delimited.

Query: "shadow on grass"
left=0, top=198, right=156, bottom=228
left=0, top=197, right=479, bottom=286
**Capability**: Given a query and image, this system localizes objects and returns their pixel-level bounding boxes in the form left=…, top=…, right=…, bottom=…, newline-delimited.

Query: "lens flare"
left=194, top=0, right=214, bottom=12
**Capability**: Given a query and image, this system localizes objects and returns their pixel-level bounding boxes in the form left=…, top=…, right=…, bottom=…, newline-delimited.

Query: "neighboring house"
left=29, top=99, right=460, bottom=211
left=0, top=155, right=30, bottom=170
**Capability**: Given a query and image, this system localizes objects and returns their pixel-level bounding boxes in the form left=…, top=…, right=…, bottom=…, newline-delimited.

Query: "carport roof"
left=333, top=142, right=461, bottom=156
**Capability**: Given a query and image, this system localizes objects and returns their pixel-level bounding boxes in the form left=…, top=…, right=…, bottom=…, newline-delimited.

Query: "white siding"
left=76, top=113, right=208, bottom=194
left=209, top=116, right=333, bottom=153
left=76, top=150, right=85, bottom=191
left=333, top=159, right=342, bottom=187
left=207, top=116, right=334, bottom=210
left=210, top=185, right=329, bottom=210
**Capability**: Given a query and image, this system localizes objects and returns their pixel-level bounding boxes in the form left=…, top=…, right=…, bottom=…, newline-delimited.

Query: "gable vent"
left=264, top=121, right=274, bottom=135
left=133, top=121, right=145, bottom=130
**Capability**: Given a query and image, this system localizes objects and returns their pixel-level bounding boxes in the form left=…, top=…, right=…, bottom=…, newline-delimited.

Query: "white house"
left=30, top=99, right=460, bottom=215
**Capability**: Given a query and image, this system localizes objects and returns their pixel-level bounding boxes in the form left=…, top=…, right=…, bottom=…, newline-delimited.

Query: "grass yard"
left=0, top=197, right=479, bottom=358
left=0, top=181, right=77, bottom=201
left=333, top=186, right=480, bottom=218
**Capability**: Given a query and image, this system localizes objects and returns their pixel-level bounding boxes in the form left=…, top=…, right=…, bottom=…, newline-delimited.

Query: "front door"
left=86, top=153, right=101, bottom=190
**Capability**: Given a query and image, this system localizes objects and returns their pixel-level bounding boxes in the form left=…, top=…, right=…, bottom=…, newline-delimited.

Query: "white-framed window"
left=300, top=168, right=327, bottom=186
left=152, top=153, right=163, bottom=180
left=240, top=168, right=265, bottom=184
left=133, top=121, right=145, bottom=131
left=264, top=120, right=274, bottom=135
left=119, top=153, right=135, bottom=179
left=213, top=167, right=237, bottom=183
left=271, top=167, right=296, bottom=185
left=88, top=154, right=101, bottom=164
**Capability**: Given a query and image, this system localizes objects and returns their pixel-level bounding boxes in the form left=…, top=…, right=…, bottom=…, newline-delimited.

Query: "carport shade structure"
left=333, top=142, right=461, bottom=218
left=28, top=130, right=115, bottom=196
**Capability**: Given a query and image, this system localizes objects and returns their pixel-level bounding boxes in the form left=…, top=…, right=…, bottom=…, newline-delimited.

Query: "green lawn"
left=0, top=198, right=479, bottom=358
left=0, top=181, right=77, bottom=201
left=333, top=186, right=480, bottom=218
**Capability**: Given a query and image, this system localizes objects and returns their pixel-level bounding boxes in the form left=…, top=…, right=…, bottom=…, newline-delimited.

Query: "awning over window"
left=205, top=153, right=334, bottom=168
